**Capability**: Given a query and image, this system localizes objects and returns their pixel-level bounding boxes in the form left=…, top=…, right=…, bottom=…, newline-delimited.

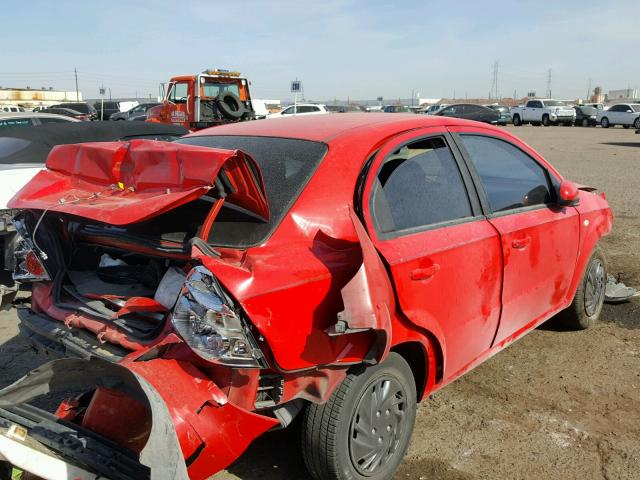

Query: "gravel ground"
left=0, top=125, right=638, bottom=480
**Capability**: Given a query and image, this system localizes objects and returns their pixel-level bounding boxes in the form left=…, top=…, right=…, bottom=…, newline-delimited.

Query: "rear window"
left=175, top=135, right=327, bottom=247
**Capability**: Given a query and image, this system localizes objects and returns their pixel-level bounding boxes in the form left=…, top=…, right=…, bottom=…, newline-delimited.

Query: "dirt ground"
left=0, top=125, right=638, bottom=480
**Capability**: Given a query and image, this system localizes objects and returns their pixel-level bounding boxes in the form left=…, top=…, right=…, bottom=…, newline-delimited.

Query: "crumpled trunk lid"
left=8, top=139, right=269, bottom=225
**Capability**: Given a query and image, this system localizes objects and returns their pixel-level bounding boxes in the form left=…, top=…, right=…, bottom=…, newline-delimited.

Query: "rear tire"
left=559, top=246, right=607, bottom=330
left=512, top=114, right=522, bottom=126
left=601, top=117, right=610, bottom=128
left=301, top=353, right=417, bottom=480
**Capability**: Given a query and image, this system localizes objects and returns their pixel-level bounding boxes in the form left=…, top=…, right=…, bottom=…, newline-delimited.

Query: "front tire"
left=634, top=117, right=640, bottom=129
left=601, top=117, right=610, bottom=128
left=559, top=246, right=607, bottom=330
left=302, top=353, right=417, bottom=480
left=542, top=114, right=550, bottom=126
left=582, top=118, right=589, bottom=127
left=512, top=114, right=522, bottom=126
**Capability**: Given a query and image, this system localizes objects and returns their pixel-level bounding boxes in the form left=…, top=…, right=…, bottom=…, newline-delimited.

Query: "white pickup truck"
left=511, top=99, right=576, bottom=126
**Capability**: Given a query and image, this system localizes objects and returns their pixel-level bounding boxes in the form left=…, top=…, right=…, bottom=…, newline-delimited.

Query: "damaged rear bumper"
left=0, top=357, right=278, bottom=480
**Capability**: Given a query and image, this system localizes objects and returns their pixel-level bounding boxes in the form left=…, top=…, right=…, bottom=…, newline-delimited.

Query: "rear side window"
left=371, top=136, right=473, bottom=234
left=460, top=135, right=553, bottom=213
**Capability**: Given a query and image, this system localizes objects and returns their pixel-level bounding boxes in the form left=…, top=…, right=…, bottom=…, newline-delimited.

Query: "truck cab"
left=146, top=70, right=255, bottom=130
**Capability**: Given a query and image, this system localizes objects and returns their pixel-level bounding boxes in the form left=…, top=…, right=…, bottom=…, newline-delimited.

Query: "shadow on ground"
left=601, top=141, right=640, bottom=148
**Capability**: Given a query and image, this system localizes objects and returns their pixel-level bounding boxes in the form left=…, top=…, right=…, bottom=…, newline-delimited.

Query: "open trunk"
left=9, top=139, right=269, bottom=357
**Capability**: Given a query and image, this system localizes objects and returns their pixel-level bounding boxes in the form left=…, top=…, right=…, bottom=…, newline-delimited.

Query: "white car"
left=511, top=99, right=576, bottom=126
left=267, top=104, right=329, bottom=118
left=597, top=103, right=640, bottom=129
left=0, top=112, right=80, bottom=128
left=0, top=105, right=25, bottom=113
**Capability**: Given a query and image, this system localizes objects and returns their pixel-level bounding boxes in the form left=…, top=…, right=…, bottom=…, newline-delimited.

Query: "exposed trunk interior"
left=18, top=194, right=220, bottom=351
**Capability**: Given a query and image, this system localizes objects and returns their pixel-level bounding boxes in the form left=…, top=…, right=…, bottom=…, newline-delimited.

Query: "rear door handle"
left=512, top=236, right=532, bottom=250
left=411, top=264, right=440, bottom=281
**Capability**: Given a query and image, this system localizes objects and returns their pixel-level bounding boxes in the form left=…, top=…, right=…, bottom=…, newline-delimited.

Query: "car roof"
left=0, top=112, right=79, bottom=121
left=187, top=112, right=503, bottom=143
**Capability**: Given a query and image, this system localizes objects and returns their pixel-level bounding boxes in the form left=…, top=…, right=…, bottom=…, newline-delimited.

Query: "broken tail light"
left=12, top=217, right=50, bottom=282
left=171, top=265, right=266, bottom=368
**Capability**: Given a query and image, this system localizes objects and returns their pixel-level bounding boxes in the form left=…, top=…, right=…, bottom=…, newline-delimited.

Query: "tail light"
left=171, top=266, right=266, bottom=368
left=12, top=218, right=50, bottom=282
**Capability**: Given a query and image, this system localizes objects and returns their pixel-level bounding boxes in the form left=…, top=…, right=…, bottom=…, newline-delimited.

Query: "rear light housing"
left=171, top=266, right=266, bottom=368
left=12, top=217, right=50, bottom=282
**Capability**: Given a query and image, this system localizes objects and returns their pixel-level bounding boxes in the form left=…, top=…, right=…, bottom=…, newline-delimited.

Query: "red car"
left=1, top=114, right=612, bottom=480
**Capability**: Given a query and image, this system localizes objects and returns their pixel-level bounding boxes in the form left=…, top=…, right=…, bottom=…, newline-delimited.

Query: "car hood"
left=8, top=139, right=270, bottom=225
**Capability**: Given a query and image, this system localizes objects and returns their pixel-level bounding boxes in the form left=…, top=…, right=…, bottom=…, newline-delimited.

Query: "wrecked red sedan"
left=0, top=114, right=612, bottom=480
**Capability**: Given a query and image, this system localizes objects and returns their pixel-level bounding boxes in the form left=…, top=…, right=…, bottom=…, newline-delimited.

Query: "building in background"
left=0, top=87, right=82, bottom=109
left=606, top=88, right=638, bottom=103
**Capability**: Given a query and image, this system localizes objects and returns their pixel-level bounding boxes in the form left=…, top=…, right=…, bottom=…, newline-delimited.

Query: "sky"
left=2, top=0, right=639, bottom=102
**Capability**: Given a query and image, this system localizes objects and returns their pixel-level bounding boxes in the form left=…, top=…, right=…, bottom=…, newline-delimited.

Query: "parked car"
left=94, top=101, right=123, bottom=120
left=573, top=105, right=599, bottom=127
left=0, top=114, right=612, bottom=480
left=49, top=102, right=98, bottom=120
left=41, top=107, right=92, bottom=121
left=326, top=105, right=366, bottom=113
left=0, top=121, right=189, bottom=306
left=484, top=105, right=512, bottom=125
left=511, top=99, right=576, bottom=126
left=267, top=103, right=329, bottom=118
left=0, top=105, right=25, bottom=112
left=110, top=103, right=160, bottom=121
left=435, top=103, right=501, bottom=124
left=424, top=104, right=448, bottom=115
left=0, top=112, right=79, bottom=128
left=597, top=103, right=640, bottom=129
left=383, top=104, right=411, bottom=113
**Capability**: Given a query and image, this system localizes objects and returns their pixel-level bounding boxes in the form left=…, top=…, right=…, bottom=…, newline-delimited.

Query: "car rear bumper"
left=0, top=354, right=279, bottom=479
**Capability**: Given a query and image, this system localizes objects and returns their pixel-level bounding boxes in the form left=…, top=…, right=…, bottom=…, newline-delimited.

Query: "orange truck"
left=146, top=69, right=255, bottom=130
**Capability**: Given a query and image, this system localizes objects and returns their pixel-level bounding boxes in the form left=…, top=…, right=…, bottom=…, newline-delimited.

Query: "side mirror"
left=558, top=180, right=579, bottom=206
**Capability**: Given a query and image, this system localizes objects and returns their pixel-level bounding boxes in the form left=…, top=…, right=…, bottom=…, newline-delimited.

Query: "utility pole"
left=74, top=67, right=79, bottom=101
left=546, top=68, right=552, bottom=98
left=491, top=61, right=499, bottom=100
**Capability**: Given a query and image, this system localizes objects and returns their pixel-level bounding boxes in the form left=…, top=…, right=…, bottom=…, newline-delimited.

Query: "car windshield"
left=631, top=105, right=640, bottom=112
left=544, top=101, right=566, bottom=107
left=175, top=135, right=327, bottom=247
left=202, top=82, right=240, bottom=97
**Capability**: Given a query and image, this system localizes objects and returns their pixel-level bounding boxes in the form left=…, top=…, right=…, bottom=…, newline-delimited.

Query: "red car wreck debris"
left=0, top=114, right=613, bottom=480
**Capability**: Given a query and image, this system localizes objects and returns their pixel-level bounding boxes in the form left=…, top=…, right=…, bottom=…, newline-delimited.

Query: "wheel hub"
left=584, top=259, right=605, bottom=317
left=349, top=377, right=407, bottom=475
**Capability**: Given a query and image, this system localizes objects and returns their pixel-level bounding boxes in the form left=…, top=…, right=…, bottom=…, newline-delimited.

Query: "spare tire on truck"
left=217, top=91, right=246, bottom=119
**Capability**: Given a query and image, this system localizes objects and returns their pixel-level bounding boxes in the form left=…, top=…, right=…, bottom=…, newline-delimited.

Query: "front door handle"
left=512, top=236, right=532, bottom=250
left=411, top=264, right=440, bottom=281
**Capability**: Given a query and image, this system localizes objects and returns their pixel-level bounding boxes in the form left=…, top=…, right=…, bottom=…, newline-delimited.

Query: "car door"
left=620, top=105, right=634, bottom=125
left=607, top=105, right=623, bottom=125
left=450, top=127, right=580, bottom=344
left=360, top=128, right=503, bottom=379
